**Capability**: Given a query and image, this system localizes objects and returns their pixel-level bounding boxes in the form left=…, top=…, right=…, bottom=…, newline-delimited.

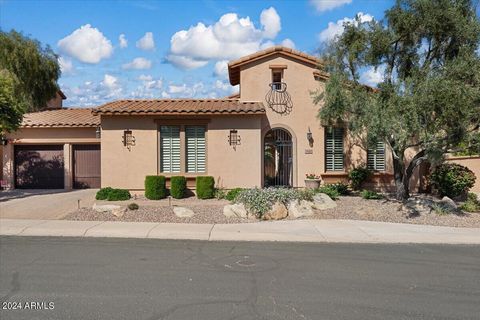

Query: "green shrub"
left=432, top=203, right=450, bottom=215
left=196, top=176, right=215, bottom=199
left=226, top=188, right=244, bottom=201
left=328, top=182, right=350, bottom=195
left=145, top=175, right=167, bottom=200
left=460, top=192, right=480, bottom=212
left=128, top=203, right=139, bottom=210
left=348, top=167, right=372, bottom=190
left=360, top=189, right=383, bottom=200
left=170, top=176, right=187, bottom=199
left=214, top=188, right=226, bottom=200
left=235, top=187, right=312, bottom=218
left=106, top=188, right=131, bottom=201
left=430, top=163, right=476, bottom=198
left=315, top=185, right=340, bottom=200
left=96, top=187, right=113, bottom=200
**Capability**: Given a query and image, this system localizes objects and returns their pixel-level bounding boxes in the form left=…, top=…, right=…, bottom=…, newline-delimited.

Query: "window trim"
left=324, top=126, right=345, bottom=172
left=157, top=123, right=208, bottom=176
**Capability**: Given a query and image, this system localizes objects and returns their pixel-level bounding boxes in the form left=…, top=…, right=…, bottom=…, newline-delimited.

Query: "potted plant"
left=305, top=173, right=321, bottom=189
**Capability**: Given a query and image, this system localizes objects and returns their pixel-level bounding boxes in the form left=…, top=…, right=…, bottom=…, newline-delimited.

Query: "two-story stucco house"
left=2, top=46, right=479, bottom=192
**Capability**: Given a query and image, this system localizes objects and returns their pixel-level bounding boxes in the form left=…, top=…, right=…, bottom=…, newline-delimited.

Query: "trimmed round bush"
left=128, top=203, right=139, bottom=210
left=430, top=163, right=476, bottom=198
left=170, top=176, right=187, bottom=199
left=96, top=187, right=113, bottom=200
left=226, top=188, right=244, bottom=201
left=196, top=176, right=215, bottom=199
left=106, top=188, right=131, bottom=201
left=145, top=175, right=167, bottom=200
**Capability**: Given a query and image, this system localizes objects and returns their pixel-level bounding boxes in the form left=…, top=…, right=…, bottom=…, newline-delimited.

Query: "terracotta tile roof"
left=21, top=108, right=100, bottom=128
left=228, top=46, right=324, bottom=85
left=92, top=99, right=265, bottom=115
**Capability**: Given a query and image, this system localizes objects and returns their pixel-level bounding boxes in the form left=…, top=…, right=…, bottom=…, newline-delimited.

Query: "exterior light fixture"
left=95, top=126, right=101, bottom=139
left=0, top=136, right=8, bottom=146
left=228, top=129, right=241, bottom=150
left=122, top=129, right=135, bottom=150
left=307, top=127, right=314, bottom=147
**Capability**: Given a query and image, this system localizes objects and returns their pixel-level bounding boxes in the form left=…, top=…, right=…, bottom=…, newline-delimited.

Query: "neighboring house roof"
left=228, top=46, right=324, bottom=85
left=58, top=90, right=67, bottom=99
left=92, top=99, right=266, bottom=115
left=21, top=108, right=100, bottom=128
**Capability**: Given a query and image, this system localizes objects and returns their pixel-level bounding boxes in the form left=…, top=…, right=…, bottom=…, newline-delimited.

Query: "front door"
left=264, top=128, right=293, bottom=187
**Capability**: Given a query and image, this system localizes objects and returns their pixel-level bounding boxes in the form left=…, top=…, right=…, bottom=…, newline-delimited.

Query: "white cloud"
left=281, top=38, right=295, bottom=49
left=58, top=24, right=113, bottom=64
left=136, top=32, right=155, bottom=51
left=310, top=0, right=352, bottom=13
left=166, top=7, right=282, bottom=70
left=102, top=74, right=118, bottom=89
left=119, top=34, right=128, bottom=48
left=168, top=84, right=188, bottom=94
left=360, top=66, right=384, bottom=86
left=138, top=74, right=153, bottom=81
left=213, top=60, right=229, bottom=78
left=58, top=56, right=73, bottom=74
left=161, top=91, right=171, bottom=98
left=122, top=57, right=152, bottom=69
left=260, top=7, right=281, bottom=39
left=214, top=79, right=231, bottom=91
left=318, top=12, right=373, bottom=42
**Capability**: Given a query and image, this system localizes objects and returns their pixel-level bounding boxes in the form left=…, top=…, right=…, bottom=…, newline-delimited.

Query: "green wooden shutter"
left=367, top=141, right=386, bottom=171
left=160, top=126, right=180, bottom=173
left=186, top=126, right=206, bottom=173
left=325, top=127, right=344, bottom=171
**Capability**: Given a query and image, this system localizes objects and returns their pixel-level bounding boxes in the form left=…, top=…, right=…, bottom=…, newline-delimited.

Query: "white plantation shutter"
left=367, top=141, right=386, bottom=171
left=186, top=126, right=206, bottom=173
left=325, top=127, right=344, bottom=171
left=160, top=126, right=180, bottom=173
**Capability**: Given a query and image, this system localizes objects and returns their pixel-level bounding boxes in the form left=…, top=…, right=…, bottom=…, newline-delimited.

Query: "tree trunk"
left=393, top=155, right=409, bottom=200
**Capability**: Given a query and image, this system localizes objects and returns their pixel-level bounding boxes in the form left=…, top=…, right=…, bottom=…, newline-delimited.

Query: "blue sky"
left=1, top=0, right=395, bottom=107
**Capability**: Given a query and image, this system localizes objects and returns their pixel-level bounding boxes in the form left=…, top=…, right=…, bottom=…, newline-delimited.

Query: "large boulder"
left=92, top=203, right=126, bottom=217
left=288, top=200, right=315, bottom=218
left=263, top=202, right=288, bottom=220
left=223, top=203, right=248, bottom=218
left=438, top=196, right=460, bottom=213
left=173, top=206, right=195, bottom=218
left=313, top=193, right=337, bottom=210
left=402, top=197, right=434, bottom=215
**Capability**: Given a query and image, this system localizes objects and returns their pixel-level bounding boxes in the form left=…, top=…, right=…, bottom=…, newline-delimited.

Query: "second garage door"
left=73, top=144, right=101, bottom=188
left=15, top=145, right=65, bottom=189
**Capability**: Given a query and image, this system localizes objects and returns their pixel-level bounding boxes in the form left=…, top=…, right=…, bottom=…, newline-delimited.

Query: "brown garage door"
left=73, top=144, right=101, bottom=188
left=15, top=145, right=64, bottom=189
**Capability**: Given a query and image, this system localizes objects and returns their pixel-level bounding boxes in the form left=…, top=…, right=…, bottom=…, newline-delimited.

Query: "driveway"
left=0, top=189, right=97, bottom=220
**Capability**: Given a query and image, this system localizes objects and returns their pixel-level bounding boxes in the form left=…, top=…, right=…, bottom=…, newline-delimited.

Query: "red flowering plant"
left=305, top=173, right=321, bottom=180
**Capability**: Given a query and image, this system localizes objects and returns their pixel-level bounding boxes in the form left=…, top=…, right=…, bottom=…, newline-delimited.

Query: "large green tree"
left=0, top=30, right=60, bottom=132
left=315, top=0, right=480, bottom=200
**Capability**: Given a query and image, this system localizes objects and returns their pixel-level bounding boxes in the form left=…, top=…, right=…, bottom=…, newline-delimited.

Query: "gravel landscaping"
left=301, top=196, right=480, bottom=228
left=64, top=194, right=480, bottom=227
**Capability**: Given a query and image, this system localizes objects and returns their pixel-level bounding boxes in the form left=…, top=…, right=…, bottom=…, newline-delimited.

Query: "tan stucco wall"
left=2, top=127, right=98, bottom=189
left=239, top=54, right=395, bottom=188
left=100, top=115, right=262, bottom=190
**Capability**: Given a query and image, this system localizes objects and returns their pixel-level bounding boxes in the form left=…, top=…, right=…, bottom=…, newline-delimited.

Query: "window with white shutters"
left=160, top=126, right=180, bottom=173
left=325, top=127, right=344, bottom=171
left=186, top=126, right=206, bottom=173
left=367, top=141, right=386, bottom=171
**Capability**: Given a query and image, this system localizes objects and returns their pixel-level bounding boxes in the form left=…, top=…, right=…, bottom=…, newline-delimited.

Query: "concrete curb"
left=1, top=218, right=479, bottom=244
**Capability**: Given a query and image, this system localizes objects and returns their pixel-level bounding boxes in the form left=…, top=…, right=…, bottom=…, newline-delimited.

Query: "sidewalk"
left=1, top=218, right=479, bottom=244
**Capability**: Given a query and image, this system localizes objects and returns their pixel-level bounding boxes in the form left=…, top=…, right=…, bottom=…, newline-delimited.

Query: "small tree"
left=0, top=30, right=60, bottom=132
left=314, top=0, right=480, bottom=200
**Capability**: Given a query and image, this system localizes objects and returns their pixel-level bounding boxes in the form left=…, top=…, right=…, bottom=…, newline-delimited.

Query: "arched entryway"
left=264, top=128, right=293, bottom=187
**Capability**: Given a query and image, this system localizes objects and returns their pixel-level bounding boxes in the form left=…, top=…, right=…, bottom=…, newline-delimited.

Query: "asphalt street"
left=1, top=236, right=479, bottom=320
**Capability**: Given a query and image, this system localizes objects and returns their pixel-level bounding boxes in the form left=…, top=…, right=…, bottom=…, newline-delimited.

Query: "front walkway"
left=1, top=218, right=479, bottom=244
left=0, top=189, right=97, bottom=219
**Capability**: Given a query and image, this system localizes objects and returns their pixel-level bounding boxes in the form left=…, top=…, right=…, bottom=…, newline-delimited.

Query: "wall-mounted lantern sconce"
left=228, top=129, right=241, bottom=150
left=1, top=136, right=8, bottom=146
left=307, top=127, right=314, bottom=147
left=122, top=129, right=136, bottom=151
left=95, top=126, right=101, bottom=139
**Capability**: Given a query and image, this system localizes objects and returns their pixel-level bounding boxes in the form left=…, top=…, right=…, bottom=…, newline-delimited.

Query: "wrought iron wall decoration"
left=265, top=82, right=293, bottom=115
left=122, top=129, right=136, bottom=151
left=228, top=129, right=241, bottom=150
